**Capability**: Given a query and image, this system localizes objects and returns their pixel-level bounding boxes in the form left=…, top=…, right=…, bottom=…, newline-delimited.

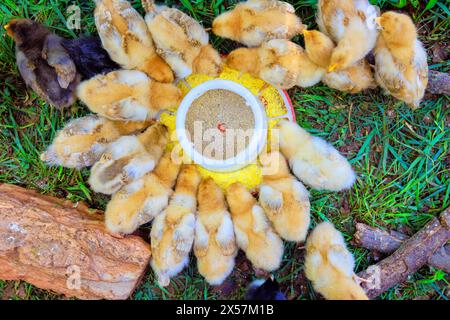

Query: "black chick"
left=245, top=278, right=287, bottom=300
left=61, top=36, right=119, bottom=80
left=5, top=19, right=80, bottom=109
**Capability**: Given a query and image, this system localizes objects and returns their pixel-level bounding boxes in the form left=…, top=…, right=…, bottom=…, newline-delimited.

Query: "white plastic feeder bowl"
left=176, top=80, right=268, bottom=172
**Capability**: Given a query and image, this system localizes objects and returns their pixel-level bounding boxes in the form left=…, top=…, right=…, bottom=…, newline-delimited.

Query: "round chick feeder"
left=160, top=66, right=296, bottom=191
left=176, top=79, right=268, bottom=172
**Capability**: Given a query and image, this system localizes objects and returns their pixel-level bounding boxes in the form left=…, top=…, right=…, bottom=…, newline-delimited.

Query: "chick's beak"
left=302, top=29, right=310, bottom=37
left=328, top=64, right=338, bottom=73
left=374, top=17, right=383, bottom=30
left=4, top=23, right=14, bottom=38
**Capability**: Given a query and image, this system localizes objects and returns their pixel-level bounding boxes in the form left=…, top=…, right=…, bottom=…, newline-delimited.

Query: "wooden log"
left=354, top=223, right=450, bottom=272
left=0, top=184, right=151, bottom=300
left=358, top=207, right=450, bottom=299
left=354, top=223, right=409, bottom=254
left=428, top=245, right=450, bottom=273
left=427, top=70, right=450, bottom=96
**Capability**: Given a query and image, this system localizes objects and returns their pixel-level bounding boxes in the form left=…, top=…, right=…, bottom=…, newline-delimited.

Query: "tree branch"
left=357, top=207, right=450, bottom=299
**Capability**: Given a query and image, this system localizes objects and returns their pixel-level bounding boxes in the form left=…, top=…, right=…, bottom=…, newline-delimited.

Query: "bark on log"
left=427, top=245, right=450, bottom=273
left=427, top=70, right=450, bottom=96
left=357, top=208, right=450, bottom=299
left=354, top=223, right=450, bottom=272
left=0, top=184, right=151, bottom=300
left=354, top=223, right=409, bottom=253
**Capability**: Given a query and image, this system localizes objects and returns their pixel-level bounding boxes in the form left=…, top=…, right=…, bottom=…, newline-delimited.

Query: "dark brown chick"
left=61, top=36, right=119, bottom=80
left=5, top=19, right=80, bottom=109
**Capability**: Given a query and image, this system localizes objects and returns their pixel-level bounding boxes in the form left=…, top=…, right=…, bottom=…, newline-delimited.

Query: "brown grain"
left=186, top=89, right=255, bottom=160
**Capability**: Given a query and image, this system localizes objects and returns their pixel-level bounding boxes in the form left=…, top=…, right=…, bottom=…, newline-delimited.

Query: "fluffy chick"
left=89, top=123, right=167, bottom=195
left=302, top=29, right=335, bottom=69
left=151, top=165, right=201, bottom=286
left=192, top=44, right=223, bottom=77
left=5, top=19, right=80, bottom=109
left=322, top=59, right=376, bottom=93
left=77, top=69, right=181, bottom=121
left=304, top=221, right=369, bottom=300
left=227, top=182, right=283, bottom=272
left=374, top=11, right=428, bottom=109
left=105, top=150, right=181, bottom=234
left=227, top=39, right=324, bottom=89
left=143, top=0, right=222, bottom=78
left=41, top=114, right=151, bottom=169
left=317, top=0, right=379, bottom=71
left=94, top=0, right=173, bottom=82
left=213, top=0, right=306, bottom=47
left=61, top=36, right=119, bottom=80
left=303, top=29, right=376, bottom=93
left=277, top=120, right=356, bottom=191
left=259, top=151, right=310, bottom=242
left=194, top=178, right=237, bottom=285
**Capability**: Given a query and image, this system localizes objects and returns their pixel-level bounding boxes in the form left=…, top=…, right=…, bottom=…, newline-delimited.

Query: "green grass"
left=0, top=0, right=449, bottom=300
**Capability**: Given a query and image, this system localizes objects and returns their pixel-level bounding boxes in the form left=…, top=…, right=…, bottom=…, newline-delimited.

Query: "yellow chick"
left=227, top=182, right=283, bottom=272
left=77, top=70, right=182, bottom=122
left=194, top=178, right=237, bottom=285
left=277, top=120, right=356, bottom=191
left=227, top=39, right=325, bottom=89
left=89, top=123, right=168, bottom=195
left=225, top=47, right=260, bottom=75
left=317, top=0, right=379, bottom=71
left=322, top=59, right=376, bottom=93
left=151, top=165, right=202, bottom=287
left=105, top=150, right=181, bottom=234
left=302, top=29, right=335, bottom=69
left=40, top=115, right=151, bottom=169
left=258, top=151, right=310, bottom=242
left=143, top=0, right=222, bottom=78
left=94, top=0, right=173, bottom=82
left=304, top=221, right=369, bottom=300
left=213, top=0, right=306, bottom=47
left=192, top=44, right=224, bottom=78
left=303, top=29, right=376, bottom=93
left=374, top=12, right=428, bottom=109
